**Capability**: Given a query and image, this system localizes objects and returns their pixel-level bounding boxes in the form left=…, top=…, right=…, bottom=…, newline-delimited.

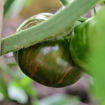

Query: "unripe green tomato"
left=14, top=13, right=82, bottom=87
left=69, top=22, right=89, bottom=71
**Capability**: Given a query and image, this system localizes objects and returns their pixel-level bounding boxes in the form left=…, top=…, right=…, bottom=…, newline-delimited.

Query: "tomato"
left=70, top=22, right=89, bottom=71
left=14, top=13, right=82, bottom=87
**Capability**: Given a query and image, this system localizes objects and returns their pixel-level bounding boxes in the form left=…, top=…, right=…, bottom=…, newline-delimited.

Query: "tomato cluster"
left=14, top=13, right=82, bottom=87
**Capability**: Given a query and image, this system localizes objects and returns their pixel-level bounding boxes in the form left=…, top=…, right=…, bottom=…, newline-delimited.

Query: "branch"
left=1, top=0, right=99, bottom=55
left=0, top=0, right=4, bottom=54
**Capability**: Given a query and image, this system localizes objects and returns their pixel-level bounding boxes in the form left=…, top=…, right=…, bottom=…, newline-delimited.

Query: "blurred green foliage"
left=0, top=74, right=8, bottom=99
left=4, top=0, right=15, bottom=17
left=39, top=94, right=79, bottom=105
left=25, top=0, right=32, bottom=6
left=4, top=0, right=32, bottom=18
left=88, top=5, right=105, bottom=105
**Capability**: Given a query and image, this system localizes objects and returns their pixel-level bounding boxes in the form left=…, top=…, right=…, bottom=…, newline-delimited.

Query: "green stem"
left=0, top=74, right=9, bottom=100
left=59, top=0, right=87, bottom=22
left=1, top=0, right=99, bottom=56
left=94, top=8, right=97, bottom=15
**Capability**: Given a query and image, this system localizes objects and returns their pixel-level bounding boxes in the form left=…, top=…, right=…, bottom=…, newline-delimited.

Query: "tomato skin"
left=70, top=22, right=89, bottom=71
left=14, top=13, right=82, bottom=87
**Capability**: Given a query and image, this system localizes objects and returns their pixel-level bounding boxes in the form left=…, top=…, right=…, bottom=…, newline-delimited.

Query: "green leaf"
left=87, top=5, right=105, bottom=104
left=19, top=76, right=37, bottom=97
left=98, top=0, right=105, bottom=3
left=0, top=73, right=8, bottom=99
left=4, top=0, right=15, bottom=17
left=1, top=0, right=99, bottom=55
left=10, top=76, right=37, bottom=98
left=8, top=85, right=28, bottom=104
left=9, top=0, right=26, bottom=18
left=25, top=0, right=31, bottom=6
left=59, top=0, right=70, bottom=6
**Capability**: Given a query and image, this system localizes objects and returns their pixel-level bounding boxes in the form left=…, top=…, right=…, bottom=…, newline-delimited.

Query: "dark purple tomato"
left=14, top=13, right=82, bottom=87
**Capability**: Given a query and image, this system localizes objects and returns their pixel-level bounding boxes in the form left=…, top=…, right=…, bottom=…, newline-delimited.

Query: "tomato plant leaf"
left=88, top=6, right=105, bottom=105
left=0, top=72, right=8, bottom=99
left=1, top=0, right=99, bottom=55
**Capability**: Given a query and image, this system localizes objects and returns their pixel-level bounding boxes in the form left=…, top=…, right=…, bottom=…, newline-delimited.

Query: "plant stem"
left=1, top=0, right=99, bottom=56
left=94, top=7, right=97, bottom=15
left=0, top=0, right=4, bottom=54
left=60, top=0, right=87, bottom=23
